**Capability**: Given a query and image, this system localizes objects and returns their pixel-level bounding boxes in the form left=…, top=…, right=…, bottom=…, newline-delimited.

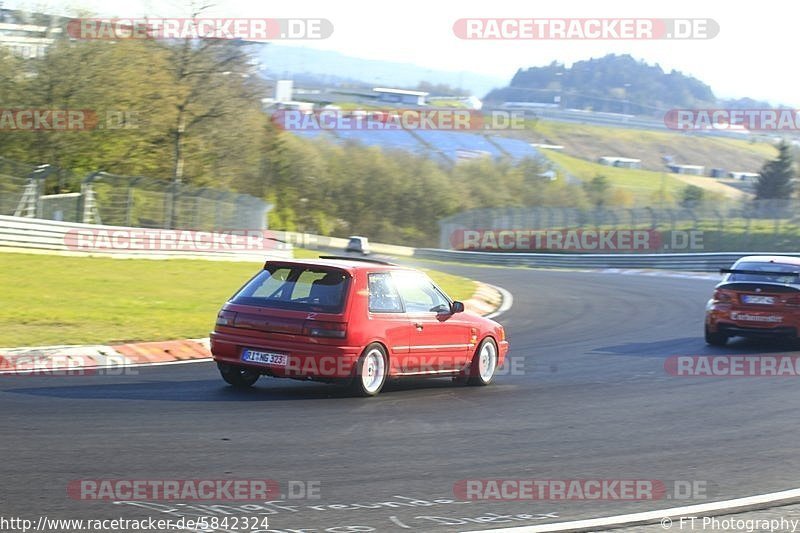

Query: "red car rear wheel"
left=218, top=363, right=260, bottom=388
left=705, top=324, right=728, bottom=346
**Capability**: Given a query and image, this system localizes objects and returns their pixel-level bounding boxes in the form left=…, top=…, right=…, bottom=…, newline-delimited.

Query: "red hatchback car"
left=210, top=257, right=509, bottom=396
left=705, top=255, right=800, bottom=345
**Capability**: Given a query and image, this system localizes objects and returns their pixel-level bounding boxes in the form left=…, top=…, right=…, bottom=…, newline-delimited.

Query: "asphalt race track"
left=3, top=264, right=800, bottom=533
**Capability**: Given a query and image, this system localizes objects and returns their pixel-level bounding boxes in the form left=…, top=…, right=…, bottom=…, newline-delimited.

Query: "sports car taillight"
left=784, top=296, right=800, bottom=307
left=713, top=289, right=733, bottom=303
left=303, top=320, right=347, bottom=338
left=216, top=310, right=237, bottom=326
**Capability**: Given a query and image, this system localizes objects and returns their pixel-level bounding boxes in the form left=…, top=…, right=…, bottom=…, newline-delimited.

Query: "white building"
left=729, top=171, right=760, bottom=182
left=0, top=9, right=63, bottom=59
left=599, top=156, right=642, bottom=169
left=373, top=87, right=428, bottom=106
left=668, top=164, right=705, bottom=176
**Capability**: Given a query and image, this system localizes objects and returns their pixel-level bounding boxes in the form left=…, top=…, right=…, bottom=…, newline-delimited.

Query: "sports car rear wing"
left=720, top=268, right=800, bottom=277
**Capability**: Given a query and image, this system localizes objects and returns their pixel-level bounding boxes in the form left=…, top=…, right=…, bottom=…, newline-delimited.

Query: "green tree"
left=756, top=141, right=794, bottom=199
left=583, top=175, right=611, bottom=208
left=25, top=39, right=177, bottom=176
left=680, top=185, right=705, bottom=208
left=162, top=35, right=264, bottom=189
left=0, top=48, right=27, bottom=159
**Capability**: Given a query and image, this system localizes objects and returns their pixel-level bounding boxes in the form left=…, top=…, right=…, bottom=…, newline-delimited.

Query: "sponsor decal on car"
left=730, top=311, right=783, bottom=323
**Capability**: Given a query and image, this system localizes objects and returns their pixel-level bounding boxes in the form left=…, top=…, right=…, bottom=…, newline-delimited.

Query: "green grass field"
left=482, top=118, right=778, bottom=202
left=544, top=150, right=688, bottom=202
left=0, top=253, right=477, bottom=347
left=530, top=119, right=777, bottom=174
left=544, top=149, right=760, bottom=203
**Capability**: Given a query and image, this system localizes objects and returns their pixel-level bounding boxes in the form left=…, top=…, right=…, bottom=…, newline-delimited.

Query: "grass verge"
left=544, top=150, right=748, bottom=202
left=531, top=119, right=776, bottom=175
left=0, top=252, right=478, bottom=347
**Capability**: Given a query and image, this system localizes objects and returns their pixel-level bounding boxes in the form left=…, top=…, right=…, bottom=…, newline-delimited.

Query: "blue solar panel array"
left=290, top=127, right=541, bottom=163
left=489, top=136, right=542, bottom=159
left=336, top=129, right=427, bottom=154
left=414, top=131, right=505, bottom=159
left=292, top=129, right=329, bottom=140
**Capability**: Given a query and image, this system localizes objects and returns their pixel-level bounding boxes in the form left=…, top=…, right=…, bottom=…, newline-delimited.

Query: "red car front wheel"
left=468, top=338, right=499, bottom=386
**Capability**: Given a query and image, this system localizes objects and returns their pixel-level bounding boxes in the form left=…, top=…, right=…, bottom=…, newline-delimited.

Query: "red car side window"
left=368, top=272, right=403, bottom=313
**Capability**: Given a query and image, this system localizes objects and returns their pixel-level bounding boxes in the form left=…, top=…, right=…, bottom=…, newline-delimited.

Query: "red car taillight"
left=713, top=289, right=733, bottom=303
left=216, top=310, right=238, bottom=326
left=303, top=321, right=347, bottom=338
left=785, top=296, right=800, bottom=307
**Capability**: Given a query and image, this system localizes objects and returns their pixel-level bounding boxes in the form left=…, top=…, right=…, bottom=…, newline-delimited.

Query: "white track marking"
left=462, top=487, right=800, bottom=532
left=485, top=284, right=514, bottom=319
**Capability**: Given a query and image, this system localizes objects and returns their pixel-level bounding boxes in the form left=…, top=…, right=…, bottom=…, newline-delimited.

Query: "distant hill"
left=256, top=48, right=781, bottom=114
left=256, top=44, right=507, bottom=96
left=484, top=54, right=726, bottom=116
left=718, top=96, right=776, bottom=109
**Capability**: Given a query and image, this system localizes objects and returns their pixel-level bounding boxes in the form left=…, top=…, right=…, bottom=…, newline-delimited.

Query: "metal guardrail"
left=0, top=215, right=292, bottom=261
left=275, top=231, right=415, bottom=257
left=3, top=214, right=795, bottom=271
left=413, top=248, right=800, bottom=272
left=0, top=215, right=416, bottom=261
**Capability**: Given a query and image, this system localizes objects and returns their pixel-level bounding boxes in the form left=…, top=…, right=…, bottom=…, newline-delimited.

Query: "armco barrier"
left=274, top=231, right=415, bottom=257
left=0, top=215, right=292, bottom=261
left=2, top=214, right=795, bottom=270
left=413, top=248, right=800, bottom=272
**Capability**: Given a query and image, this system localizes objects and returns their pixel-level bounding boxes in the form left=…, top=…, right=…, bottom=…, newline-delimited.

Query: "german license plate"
left=241, top=349, right=288, bottom=366
left=742, top=295, right=775, bottom=305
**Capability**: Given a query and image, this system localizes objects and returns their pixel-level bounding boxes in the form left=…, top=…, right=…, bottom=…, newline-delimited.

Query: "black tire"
left=349, top=343, right=388, bottom=397
left=705, top=325, right=728, bottom=346
left=218, top=363, right=260, bottom=388
left=467, top=338, right=499, bottom=386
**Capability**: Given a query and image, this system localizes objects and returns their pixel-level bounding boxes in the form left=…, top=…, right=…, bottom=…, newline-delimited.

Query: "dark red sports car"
left=705, top=255, right=800, bottom=345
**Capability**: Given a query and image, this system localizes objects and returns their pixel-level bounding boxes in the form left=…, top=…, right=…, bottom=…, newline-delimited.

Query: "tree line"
left=0, top=37, right=793, bottom=246
left=0, top=37, right=597, bottom=245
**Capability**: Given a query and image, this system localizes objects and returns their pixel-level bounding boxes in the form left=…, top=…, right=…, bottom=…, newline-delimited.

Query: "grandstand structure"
left=292, top=128, right=544, bottom=165
left=272, top=80, right=545, bottom=164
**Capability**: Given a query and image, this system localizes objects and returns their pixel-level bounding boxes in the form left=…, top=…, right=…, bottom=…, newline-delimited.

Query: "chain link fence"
left=440, top=203, right=800, bottom=252
left=0, top=157, right=271, bottom=230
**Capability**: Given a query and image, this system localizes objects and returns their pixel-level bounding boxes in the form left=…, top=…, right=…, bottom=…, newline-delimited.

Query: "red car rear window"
left=231, top=265, right=350, bottom=313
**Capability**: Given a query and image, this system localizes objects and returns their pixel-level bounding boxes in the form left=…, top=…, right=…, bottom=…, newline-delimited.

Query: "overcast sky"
left=9, top=0, right=797, bottom=106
